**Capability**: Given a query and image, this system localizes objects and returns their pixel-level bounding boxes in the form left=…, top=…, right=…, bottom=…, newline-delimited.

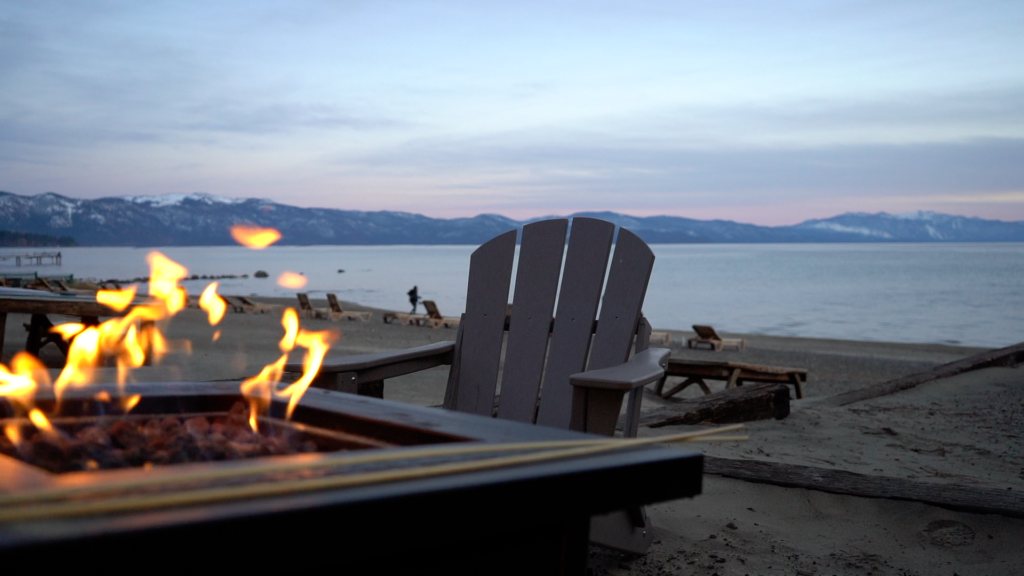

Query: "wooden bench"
left=0, top=291, right=134, bottom=359
left=654, top=358, right=807, bottom=399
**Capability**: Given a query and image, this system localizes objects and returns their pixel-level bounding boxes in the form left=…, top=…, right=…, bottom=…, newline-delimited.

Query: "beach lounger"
left=236, top=295, right=275, bottom=314
left=284, top=217, right=671, bottom=554
left=655, top=358, right=806, bottom=399
left=382, top=311, right=425, bottom=325
left=24, top=278, right=59, bottom=292
left=421, top=300, right=460, bottom=328
left=650, top=331, right=671, bottom=346
left=326, top=293, right=372, bottom=322
left=686, top=324, right=746, bottom=351
left=219, top=295, right=246, bottom=313
left=296, top=293, right=330, bottom=320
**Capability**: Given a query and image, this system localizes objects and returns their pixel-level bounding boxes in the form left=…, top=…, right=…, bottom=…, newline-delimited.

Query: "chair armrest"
left=569, top=348, right=670, bottom=391
left=284, top=341, right=455, bottom=373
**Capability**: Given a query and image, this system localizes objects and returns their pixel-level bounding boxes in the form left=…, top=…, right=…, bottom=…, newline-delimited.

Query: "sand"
left=4, top=295, right=1021, bottom=575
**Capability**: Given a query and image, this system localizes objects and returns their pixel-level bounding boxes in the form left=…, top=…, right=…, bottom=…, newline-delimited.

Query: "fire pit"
left=0, top=382, right=702, bottom=574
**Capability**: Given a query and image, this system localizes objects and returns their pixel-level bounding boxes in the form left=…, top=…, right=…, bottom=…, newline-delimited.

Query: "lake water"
left=2, top=243, right=1022, bottom=348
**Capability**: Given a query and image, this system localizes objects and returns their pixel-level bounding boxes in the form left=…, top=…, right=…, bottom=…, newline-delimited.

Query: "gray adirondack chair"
left=285, top=217, right=670, bottom=554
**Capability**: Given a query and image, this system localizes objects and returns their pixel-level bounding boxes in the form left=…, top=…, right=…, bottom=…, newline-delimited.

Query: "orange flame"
left=0, top=353, right=50, bottom=420
left=230, top=225, right=281, bottom=249
left=3, top=424, right=21, bottom=446
left=122, top=394, right=142, bottom=412
left=277, top=272, right=307, bottom=289
left=45, top=252, right=192, bottom=409
left=50, top=323, right=86, bottom=341
left=239, top=308, right=338, bottom=430
left=28, top=408, right=60, bottom=441
left=199, top=282, right=227, bottom=325
left=147, top=252, right=189, bottom=314
left=96, top=286, right=137, bottom=312
left=278, top=327, right=337, bottom=419
left=0, top=249, right=340, bottom=453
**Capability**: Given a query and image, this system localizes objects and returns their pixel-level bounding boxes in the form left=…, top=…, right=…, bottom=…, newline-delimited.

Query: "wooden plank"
left=287, top=341, right=455, bottom=374
left=453, top=230, right=517, bottom=416
left=443, top=320, right=465, bottom=410
left=0, top=297, right=120, bottom=318
left=818, top=341, right=1024, bottom=407
left=588, top=228, right=655, bottom=372
left=642, top=382, right=790, bottom=427
left=704, top=457, right=1024, bottom=519
left=536, top=218, right=615, bottom=430
left=572, top=228, right=655, bottom=436
left=498, top=219, right=568, bottom=423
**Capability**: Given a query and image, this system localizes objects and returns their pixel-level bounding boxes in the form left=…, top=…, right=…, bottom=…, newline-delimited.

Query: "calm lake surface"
left=2, top=243, right=1022, bottom=348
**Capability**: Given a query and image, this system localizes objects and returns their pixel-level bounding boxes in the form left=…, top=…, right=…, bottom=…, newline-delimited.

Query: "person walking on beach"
left=408, top=285, right=421, bottom=313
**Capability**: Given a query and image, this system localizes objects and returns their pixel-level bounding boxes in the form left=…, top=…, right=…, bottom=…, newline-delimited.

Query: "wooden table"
left=0, top=383, right=703, bottom=574
left=655, top=358, right=808, bottom=399
left=0, top=291, right=127, bottom=358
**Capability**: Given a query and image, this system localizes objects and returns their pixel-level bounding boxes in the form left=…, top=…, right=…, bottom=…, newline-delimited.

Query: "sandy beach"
left=4, top=295, right=1021, bottom=575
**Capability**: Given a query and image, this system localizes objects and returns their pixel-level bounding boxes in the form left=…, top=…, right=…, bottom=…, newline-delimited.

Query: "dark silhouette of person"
left=408, top=285, right=421, bottom=313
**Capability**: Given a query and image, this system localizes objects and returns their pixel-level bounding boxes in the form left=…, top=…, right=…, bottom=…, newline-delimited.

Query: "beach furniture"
left=236, top=295, right=275, bottom=314
left=382, top=311, right=425, bottom=325
left=655, top=358, right=807, bottom=399
left=421, top=299, right=460, bottom=328
left=326, top=293, right=372, bottom=322
left=0, top=289, right=141, bottom=359
left=650, top=331, right=671, bottom=346
left=296, top=293, right=330, bottom=320
left=219, top=295, right=247, bottom=313
left=24, top=278, right=60, bottom=293
left=284, top=217, right=669, bottom=554
left=686, top=324, right=746, bottom=351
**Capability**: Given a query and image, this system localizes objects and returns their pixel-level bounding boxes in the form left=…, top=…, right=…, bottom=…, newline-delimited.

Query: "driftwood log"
left=818, top=341, right=1024, bottom=407
left=704, top=457, right=1024, bottom=519
left=641, top=382, right=790, bottom=428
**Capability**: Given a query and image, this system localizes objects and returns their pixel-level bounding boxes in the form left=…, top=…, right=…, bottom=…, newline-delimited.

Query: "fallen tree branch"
left=815, top=341, right=1024, bottom=407
left=704, top=456, right=1024, bottom=519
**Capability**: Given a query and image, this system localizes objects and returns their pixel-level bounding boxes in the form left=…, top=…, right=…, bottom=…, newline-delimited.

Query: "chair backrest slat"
left=423, top=300, right=442, bottom=319
left=692, top=325, right=719, bottom=339
left=535, top=218, right=615, bottom=429
left=296, top=293, right=312, bottom=310
left=453, top=229, right=517, bottom=416
left=496, top=219, right=568, bottom=422
left=588, top=228, right=655, bottom=371
left=327, top=293, right=341, bottom=312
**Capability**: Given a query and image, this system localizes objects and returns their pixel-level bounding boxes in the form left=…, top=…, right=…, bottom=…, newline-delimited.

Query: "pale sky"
left=2, top=1, right=1023, bottom=224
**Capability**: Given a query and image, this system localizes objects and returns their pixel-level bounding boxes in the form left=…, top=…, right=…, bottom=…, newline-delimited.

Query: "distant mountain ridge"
left=0, top=191, right=1022, bottom=246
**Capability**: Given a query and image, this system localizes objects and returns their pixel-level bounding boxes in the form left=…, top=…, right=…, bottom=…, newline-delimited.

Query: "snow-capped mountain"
left=0, top=191, right=1022, bottom=246
left=788, top=211, right=1024, bottom=242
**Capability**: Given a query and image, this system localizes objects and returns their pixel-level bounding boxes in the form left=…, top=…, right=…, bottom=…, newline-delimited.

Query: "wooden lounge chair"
left=655, top=358, right=807, bottom=399
left=326, top=293, right=372, bottom=322
left=24, top=278, right=59, bottom=292
left=382, top=311, right=424, bottom=325
left=236, top=295, right=275, bottom=314
left=219, top=295, right=246, bottom=313
left=649, top=331, right=671, bottom=346
left=284, top=218, right=671, bottom=554
left=421, top=300, right=460, bottom=328
left=296, top=293, right=329, bottom=320
left=686, top=324, right=746, bottom=351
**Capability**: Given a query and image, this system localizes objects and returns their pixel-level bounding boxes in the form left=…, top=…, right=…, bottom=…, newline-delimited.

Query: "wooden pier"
left=0, top=252, right=62, bottom=266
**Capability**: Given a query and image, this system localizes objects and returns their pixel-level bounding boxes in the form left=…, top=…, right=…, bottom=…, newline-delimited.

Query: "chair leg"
left=589, top=507, right=654, bottom=555
left=790, top=373, right=804, bottom=399
left=726, top=368, right=741, bottom=388
left=661, top=377, right=702, bottom=398
left=653, top=375, right=667, bottom=396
